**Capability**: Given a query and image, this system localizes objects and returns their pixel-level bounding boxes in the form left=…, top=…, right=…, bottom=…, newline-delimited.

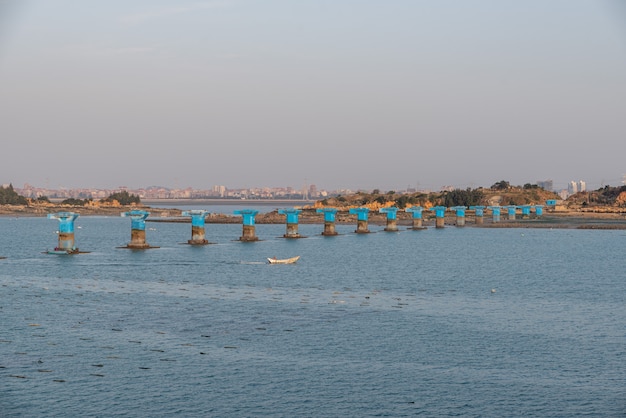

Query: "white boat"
left=267, top=256, right=300, bottom=264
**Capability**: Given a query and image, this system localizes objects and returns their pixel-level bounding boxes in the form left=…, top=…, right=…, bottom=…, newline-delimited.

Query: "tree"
left=103, top=191, right=141, bottom=205
left=442, top=188, right=484, bottom=207
left=0, top=184, right=28, bottom=205
left=491, top=180, right=510, bottom=191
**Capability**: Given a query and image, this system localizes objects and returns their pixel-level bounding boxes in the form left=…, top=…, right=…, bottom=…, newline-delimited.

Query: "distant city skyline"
left=8, top=176, right=623, bottom=202
left=1, top=1, right=626, bottom=192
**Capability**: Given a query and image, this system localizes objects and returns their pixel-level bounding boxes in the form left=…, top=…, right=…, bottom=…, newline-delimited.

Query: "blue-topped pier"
left=429, top=206, right=447, bottom=228
left=120, top=210, right=158, bottom=249
left=503, top=205, right=517, bottom=220
left=450, top=206, right=467, bottom=227
left=380, top=207, right=399, bottom=232
left=405, top=206, right=426, bottom=230
left=317, top=208, right=338, bottom=235
left=470, top=206, right=486, bottom=225
left=487, top=206, right=501, bottom=223
left=234, top=209, right=259, bottom=241
left=182, top=210, right=211, bottom=245
left=47, top=212, right=81, bottom=254
left=349, top=208, right=370, bottom=233
left=278, top=208, right=303, bottom=238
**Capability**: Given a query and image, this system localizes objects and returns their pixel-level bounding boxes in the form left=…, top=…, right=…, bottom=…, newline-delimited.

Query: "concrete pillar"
left=234, top=210, right=259, bottom=241
left=519, top=205, right=532, bottom=219
left=380, top=207, right=399, bottom=231
left=450, top=206, right=467, bottom=227
left=317, top=208, right=338, bottom=236
left=121, top=210, right=156, bottom=249
left=405, top=206, right=426, bottom=230
left=349, top=208, right=370, bottom=233
left=47, top=212, right=80, bottom=253
left=470, top=206, right=485, bottom=225
left=504, top=206, right=517, bottom=220
left=278, top=209, right=303, bottom=238
left=487, top=206, right=501, bottom=223
left=429, top=206, right=446, bottom=228
left=182, top=210, right=210, bottom=245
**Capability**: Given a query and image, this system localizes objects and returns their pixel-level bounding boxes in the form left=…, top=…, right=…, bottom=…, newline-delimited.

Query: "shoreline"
left=2, top=203, right=625, bottom=229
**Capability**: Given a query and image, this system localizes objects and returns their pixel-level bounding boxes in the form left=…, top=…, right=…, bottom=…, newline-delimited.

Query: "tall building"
left=577, top=180, right=586, bottom=193
left=212, top=185, right=226, bottom=197
left=568, top=181, right=578, bottom=195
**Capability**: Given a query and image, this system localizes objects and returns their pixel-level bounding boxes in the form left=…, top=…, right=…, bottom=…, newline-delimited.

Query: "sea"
left=1, top=206, right=625, bottom=417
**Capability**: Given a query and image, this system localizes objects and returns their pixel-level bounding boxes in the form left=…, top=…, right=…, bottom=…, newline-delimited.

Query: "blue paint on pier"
left=182, top=210, right=210, bottom=245
left=317, top=208, right=339, bottom=235
left=487, top=206, right=501, bottom=223
left=406, top=206, right=426, bottom=229
left=234, top=209, right=260, bottom=241
left=429, top=206, right=447, bottom=228
left=380, top=207, right=399, bottom=232
left=234, top=210, right=259, bottom=226
left=317, top=208, right=337, bottom=222
left=519, top=205, right=532, bottom=217
left=503, top=205, right=517, bottom=220
left=349, top=207, right=370, bottom=233
left=120, top=210, right=157, bottom=249
left=278, top=208, right=304, bottom=238
left=47, top=212, right=80, bottom=254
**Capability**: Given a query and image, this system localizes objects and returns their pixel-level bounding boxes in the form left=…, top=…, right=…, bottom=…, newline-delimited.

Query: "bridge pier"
left=487, top=206, right=501, bottom=223
left=279, top=209, right=304, bottom=238
left=450, top=206, right=467, bottom=227
left=234, top=210, right=259, bottom=241
left=317, top=208, right=338, bottom=235
left=380, top=207, right=399, bottom=231
left=406, top=206, right=426, bottom=230
left=470, top=206, right=485, bottom=225
left=429, top=206, right=447, bottom=228
left=504, top=205, right=517, bottom=220
left=47, top=212, right=81, bottom=254
left=121, top=210, right=158, bottom=249
left=519, top=205, right=532, bottom=219
left=182, top=210, right=210, bottom=245
left=349, top=208, right=370, bottom=233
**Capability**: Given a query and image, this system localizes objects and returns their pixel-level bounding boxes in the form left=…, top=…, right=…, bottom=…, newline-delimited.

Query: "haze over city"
left=1, top=1, right=626, bottom=192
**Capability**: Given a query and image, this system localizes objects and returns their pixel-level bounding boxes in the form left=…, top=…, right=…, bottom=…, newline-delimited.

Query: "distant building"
left=212, top=185, right=226, bottom=197
left=567, top=180, right=587, bottom=196
left=537, top=179, right=553, bottom=191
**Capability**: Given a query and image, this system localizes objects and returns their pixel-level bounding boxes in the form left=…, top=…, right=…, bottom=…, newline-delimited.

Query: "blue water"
left=1, top=217, right=625, bottom=417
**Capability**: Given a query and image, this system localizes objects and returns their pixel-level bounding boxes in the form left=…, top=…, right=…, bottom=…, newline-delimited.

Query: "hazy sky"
left=1, top=0, right=626, bottom=192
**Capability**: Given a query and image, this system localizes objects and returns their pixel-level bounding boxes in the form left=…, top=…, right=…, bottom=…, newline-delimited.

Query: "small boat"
left=267, top=256, right=300, bottom=264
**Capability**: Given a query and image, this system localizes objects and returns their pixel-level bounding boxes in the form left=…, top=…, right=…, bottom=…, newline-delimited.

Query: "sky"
left=1, top=0, right=626, bottom=192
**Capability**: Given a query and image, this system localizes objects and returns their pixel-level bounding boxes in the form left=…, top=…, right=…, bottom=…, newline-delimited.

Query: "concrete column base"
left=240, top=225, right=259, bottom=242
left=355, top=220, right=370, bottom=233
left=384, top=220, right=398, bottom=232
left=322, top=222, right=338, bottom=236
